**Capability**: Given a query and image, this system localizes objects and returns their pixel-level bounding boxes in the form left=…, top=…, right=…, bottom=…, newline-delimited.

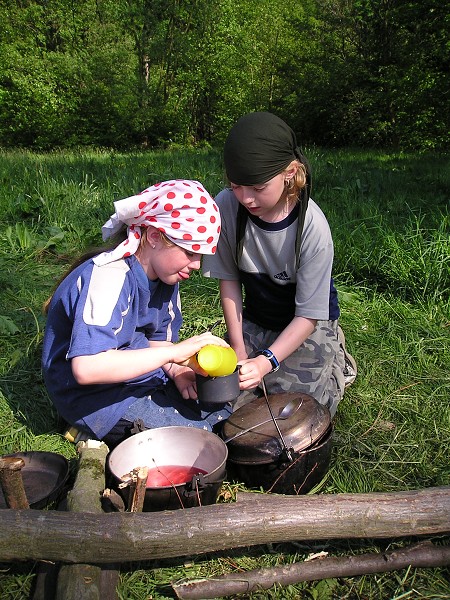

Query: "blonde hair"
left=138, top=227, right=175, bottom=251
left=156, top=230, right=174, bottom=248
left=226, top=158, right=308, bottom=207
left=283, top=159, right=307, bottom=205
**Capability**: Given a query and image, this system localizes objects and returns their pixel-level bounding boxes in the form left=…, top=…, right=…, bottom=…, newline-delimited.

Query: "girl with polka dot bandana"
left=42, top=180, right=231, bottom=449
left=94, top=179, right=220, bottom=265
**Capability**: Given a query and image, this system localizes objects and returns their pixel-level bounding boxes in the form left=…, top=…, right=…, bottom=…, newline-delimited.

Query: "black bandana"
left=224, top=112, right=307, bottom=185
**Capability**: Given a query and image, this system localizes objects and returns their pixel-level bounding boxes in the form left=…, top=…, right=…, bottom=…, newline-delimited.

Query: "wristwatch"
left=256, top=349, right=280, bottom=373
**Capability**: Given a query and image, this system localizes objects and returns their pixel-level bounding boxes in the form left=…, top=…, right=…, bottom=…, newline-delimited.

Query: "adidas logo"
left=274, top=270, right=290, bottom=281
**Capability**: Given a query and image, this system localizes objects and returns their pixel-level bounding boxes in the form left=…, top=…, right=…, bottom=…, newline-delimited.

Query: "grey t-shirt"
left=202, top=188, right=339, bottom=331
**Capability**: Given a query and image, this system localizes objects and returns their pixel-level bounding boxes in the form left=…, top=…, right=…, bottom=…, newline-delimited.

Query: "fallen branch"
left=119, top=465, right=149, bottom=513
left=1, top=486, right=449, bottom=564
left=130, top=466, right=149, bottom=512
left=0, top=456, right=29, bottom=509
left=172, top=541, right=450, bottom=599
left=66, top=441, right=109, bottom=512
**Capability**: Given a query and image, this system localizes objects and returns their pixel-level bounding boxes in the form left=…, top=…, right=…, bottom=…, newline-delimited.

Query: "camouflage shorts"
left=234, top=319, right=346, bottom=417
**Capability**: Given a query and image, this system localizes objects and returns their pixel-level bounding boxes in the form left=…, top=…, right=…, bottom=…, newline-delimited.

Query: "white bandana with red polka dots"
left=93, top=179, right=221, bottom=266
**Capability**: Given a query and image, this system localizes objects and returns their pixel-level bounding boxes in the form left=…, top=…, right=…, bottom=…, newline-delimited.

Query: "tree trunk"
left=172, top=541, right=450, bottom=599
left=1, top=486, right=449, bottom=564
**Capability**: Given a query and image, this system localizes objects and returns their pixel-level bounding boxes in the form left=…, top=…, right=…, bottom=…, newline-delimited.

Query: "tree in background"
left=0, top=0, right=137, bottom=147
left=284, top=0, right=448, bottom=149
left=0, top=0, right=447, bottom=150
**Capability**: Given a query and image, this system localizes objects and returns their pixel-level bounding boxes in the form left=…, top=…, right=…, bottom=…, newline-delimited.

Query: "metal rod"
left=260, top=378, right=294, bottom=462
left=222, top=399, right=302, bottom=443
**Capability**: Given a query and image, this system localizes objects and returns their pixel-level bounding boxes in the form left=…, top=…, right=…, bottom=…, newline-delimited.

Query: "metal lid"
left=222, top=392, right=331, bottom=465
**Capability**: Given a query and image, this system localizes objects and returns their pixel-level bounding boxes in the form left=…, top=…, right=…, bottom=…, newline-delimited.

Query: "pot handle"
left=129, top=419, right=148, bottom=435
left=183, top=473, right=226, bottom=498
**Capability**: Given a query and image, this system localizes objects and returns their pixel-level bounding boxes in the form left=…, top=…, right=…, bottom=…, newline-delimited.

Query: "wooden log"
left=129, top=466, right=148, bottom=513
left=32, top=560, right=59, bottom=600
left=55, top=440, right=119, bottom=600
left=55, top=564, right=120, bottom=600
left=101, top=488, right=126, bottom=512
left=66, top=441, right=109, bottom=512
left=172, top=541, right=450, bottom=599
left=0, top=456, right=29, bottom=509
left=0, top=486, right=449, bottom=564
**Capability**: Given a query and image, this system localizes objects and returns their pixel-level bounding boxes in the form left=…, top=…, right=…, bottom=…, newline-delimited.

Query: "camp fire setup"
left=1, top=391, right=449, bottom=599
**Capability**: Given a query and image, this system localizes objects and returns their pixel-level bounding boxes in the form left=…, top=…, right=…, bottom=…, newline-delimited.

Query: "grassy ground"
left=0, top=147, right=449, bottom=599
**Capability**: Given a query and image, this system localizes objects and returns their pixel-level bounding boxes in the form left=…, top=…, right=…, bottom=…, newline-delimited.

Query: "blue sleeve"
left=66, top=260, right=136, bottom=358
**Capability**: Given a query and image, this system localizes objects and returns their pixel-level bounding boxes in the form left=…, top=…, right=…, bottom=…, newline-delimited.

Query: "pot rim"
left=226, top=424, right=333, bottom=465
left=107, top=426, right=228, bottom=489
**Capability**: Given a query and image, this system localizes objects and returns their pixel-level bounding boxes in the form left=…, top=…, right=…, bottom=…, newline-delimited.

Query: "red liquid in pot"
left=146, top=465, right=208, bottom=487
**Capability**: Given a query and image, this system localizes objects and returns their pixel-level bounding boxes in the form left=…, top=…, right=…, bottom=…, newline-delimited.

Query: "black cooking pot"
left=107, top=426, right=228, bottom=511
left=196, top=368, right=240, bottom=404
left=221, top=392, right=333, bottom=494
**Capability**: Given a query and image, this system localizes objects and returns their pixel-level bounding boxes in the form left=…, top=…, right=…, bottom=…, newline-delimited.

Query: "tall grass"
left=0, top=148, right=449, bottom=599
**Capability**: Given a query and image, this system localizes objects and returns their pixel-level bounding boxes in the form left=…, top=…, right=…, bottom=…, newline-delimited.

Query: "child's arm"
left=70, top=333, right=228, bottom=385
left=269, top=315, right=316, bottom=363
left=219, top=279, right=247, bottom=360
left=238, top=316, right=316, bottom=390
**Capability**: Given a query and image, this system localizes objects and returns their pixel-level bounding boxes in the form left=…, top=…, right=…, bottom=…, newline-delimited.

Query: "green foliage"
left=283, top=0, right=449, bottom=149
left=0, top=315, right=19, bottom=336
left=0, top=0, right=447, bottom=149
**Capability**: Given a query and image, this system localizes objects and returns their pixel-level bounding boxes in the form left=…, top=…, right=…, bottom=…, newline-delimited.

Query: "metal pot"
left=107, top=426, right=228, bottom=511
left=221, top=392, right=333, bottom=495
left=196, top=368, right=240, bottom=404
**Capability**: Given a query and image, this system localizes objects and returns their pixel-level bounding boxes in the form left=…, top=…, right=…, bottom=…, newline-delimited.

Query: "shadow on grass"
left=0, top=346, right=60, bottom=447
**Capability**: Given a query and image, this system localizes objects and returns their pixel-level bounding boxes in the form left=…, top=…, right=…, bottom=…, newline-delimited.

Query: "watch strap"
left=256, top=349, right=280, bottom=373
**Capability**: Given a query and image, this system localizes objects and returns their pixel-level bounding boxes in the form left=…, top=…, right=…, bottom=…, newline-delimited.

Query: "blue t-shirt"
left=42, top=255, right=182, bottom=438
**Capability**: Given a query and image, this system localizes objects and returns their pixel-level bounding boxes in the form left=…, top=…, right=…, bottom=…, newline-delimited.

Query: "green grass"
left=0, top=148, right=449, bottom=599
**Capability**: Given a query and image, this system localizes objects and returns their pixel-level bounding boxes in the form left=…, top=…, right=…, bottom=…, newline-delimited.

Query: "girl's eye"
left=230, top=184, right=240, bottom=191
left=253, top=186, right=266, bottom=192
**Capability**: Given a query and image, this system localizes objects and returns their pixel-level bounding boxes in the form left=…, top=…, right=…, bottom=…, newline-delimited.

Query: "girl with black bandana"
left=203, top=112, right=356, bottom=417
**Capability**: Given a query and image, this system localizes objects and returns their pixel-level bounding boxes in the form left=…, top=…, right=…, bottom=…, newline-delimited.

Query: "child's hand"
left=237, top=356, right=272, bottom=390
left=171, top=333, right=229, bottom=371
left=182, top=353, right=208, bottom=376
left=169, top=366, right=199, bottom=399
